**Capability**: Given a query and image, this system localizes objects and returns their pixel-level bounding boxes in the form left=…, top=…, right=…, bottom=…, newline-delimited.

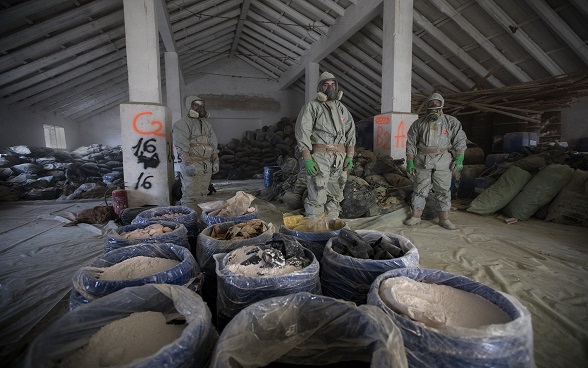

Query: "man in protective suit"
left=295, top=71, right=356, bottom=219
left=173, top=96, right=219, bottom=213
left=404, top=92, right=467, bottom=229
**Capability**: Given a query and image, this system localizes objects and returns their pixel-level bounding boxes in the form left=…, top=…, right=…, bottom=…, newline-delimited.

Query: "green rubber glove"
left=406, top=159, right=414, bottom=174
left=454, top=153, right=464, bottom=171
left=305, top=158, right=317, bottom=176
left=344, top=157, right=353, bottom=171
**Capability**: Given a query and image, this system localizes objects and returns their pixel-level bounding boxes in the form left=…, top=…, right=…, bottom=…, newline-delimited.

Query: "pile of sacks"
left=261, top=147, right=413, bottom=219
left=467, top=145, right=588, bottom=227
left=212, top=117, right=297, bottom=181
left=0, top=144, right=123, bottom=201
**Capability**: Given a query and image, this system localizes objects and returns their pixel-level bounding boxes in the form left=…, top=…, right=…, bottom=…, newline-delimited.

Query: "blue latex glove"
left=406, top=160, right=414, bottom=174
left=183, top=163, right=197, bottom=177
left=344, top=157, right=353, bottom=171
left=305, top=159, right=317, bottom=176
left=454, top=153, right=464, bottom=171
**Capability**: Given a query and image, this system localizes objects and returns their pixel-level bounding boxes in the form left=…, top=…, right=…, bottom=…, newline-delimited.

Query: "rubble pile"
left=0, top=144, right=123, bottom=201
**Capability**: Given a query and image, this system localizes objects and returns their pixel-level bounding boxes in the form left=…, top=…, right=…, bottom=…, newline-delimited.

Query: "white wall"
left=76, top=57, right=305, bottom=147
left=561, top=95, right=588, bottom=150
left=0, top=101, right=80, bottom=150
left=182, top=57, right=304, bottom=144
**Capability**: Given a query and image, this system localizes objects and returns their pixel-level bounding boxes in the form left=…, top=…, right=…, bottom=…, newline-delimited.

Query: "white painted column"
left=374, top=0, right=417, bottom=161
left=120, top=0, right=174, bottom=206
left=165, top=52, right=182, bottom=123
left=305, top=62, right=320, bottom=103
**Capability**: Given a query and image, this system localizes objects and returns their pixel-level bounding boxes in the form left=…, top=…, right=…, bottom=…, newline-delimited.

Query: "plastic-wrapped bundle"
left=210, top=292, right=408, bottom=368
left=196, top=220, right=274, bottom=316
left=214, top=234, right=321, bottom=330
left=69, top=243, right=202, bottom=310
left=367, top=268, right=535, bottom=368
left=132, top=206, right=199, bottom=254
left=104, top=221, right=189, bottom=253
left=27, top=284, right=218, bottom=368
left=320, top=230, right=419, bottom=305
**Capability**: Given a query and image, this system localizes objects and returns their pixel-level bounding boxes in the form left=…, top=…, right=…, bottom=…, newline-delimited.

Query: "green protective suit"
left=173, top=115, right=219, bottom=210
left=406, top=96, right=467, bottom=212
left=295, top=99, right=356, bottom=218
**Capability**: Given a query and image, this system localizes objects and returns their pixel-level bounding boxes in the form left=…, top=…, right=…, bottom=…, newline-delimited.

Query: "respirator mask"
left=189, top=100, right=207, bottom=118
left=427, top=99, right=443, bottom=122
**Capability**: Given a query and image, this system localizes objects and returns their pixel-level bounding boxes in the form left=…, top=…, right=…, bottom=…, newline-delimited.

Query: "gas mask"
left=325, top=85, right=337, bottom=100
left=189, top=100, right=208, bottom=118
left=427, top=108, right=442, bottom=122
left=426, top=98, right=443, bottom=122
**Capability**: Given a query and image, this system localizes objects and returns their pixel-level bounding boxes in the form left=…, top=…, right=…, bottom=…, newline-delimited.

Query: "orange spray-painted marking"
left=132, top=111, right=165, bottom=137
left=394, top=120, right=407, bottom=148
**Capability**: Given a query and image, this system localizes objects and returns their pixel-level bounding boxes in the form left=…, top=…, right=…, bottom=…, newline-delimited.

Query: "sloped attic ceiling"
left=0, top=0, right=587, bottom=123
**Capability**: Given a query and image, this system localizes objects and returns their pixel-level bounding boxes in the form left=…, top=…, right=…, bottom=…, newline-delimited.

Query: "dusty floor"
left=1, top=179, right=587, bottom=367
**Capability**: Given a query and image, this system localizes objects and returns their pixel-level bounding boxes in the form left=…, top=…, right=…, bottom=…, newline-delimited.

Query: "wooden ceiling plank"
left=230, top=0, right=252, bottom=56
left=477, top=0, right=564, bottom=75
left=525, top=0, right=588, bottom=65
left=0, top=0, right=121, bottom=53
left=0, top=10, right=124, bottom=72
left=279, top=0, right=383, bottom=89
left=431, top=0, right=531, bottom=82
left=413, top=10, right=504, bottom=88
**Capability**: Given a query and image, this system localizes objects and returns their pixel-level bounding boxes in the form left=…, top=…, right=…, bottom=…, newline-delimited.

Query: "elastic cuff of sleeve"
left=346, top=146, right=355, bottom=157
left=301, top=149, right=312, bottom=160
left=406, top=154, right=414, bottom=161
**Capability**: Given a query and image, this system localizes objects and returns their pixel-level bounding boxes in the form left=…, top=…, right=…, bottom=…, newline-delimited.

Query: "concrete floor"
left=1, top=179, right=587, bottom=367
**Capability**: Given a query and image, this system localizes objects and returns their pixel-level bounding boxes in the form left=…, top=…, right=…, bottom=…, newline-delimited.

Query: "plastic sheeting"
left=214, top=242, right=321, bottom=329
left=70, top=243, right=202, bottom=309
left=210, top=292, right=408, bottom=368
left=320, top=230, right=419, bottom=305
left=26, top=284, right=218, bottom=368
left=2, top=179, right=588, bottom=368
left=104, top=221, right=189, bottom=253
left=368, top=268, right=534, bottom=367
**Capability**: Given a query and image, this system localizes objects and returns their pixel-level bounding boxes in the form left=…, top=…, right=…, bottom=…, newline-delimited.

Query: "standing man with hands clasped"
left=404, top=92, right=467, bottom=230
left=173, top=96, right=219, bottom=213
left=295, top=71, right=356, bottom=220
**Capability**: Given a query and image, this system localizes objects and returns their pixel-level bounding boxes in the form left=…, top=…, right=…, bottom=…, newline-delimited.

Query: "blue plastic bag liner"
left=367, top=268, right=535, bottom=368
left=279, top=220, right=348, bottom=261
left=104, top=221, right=189, bottom=253
left=201, top=206, right=259, bottom=227
left=196, top=220, right=275, bottom=312
left=320, top=230, right=419, bottom=305
left=214, top=242, right=320, bottom=330
left=71, top=243, right=202, bottom=303
left=28, top=284, right=218, bottom=368
left=210, top=292, right=408, bottom=368
left=132, top=206, right=199, bottom=251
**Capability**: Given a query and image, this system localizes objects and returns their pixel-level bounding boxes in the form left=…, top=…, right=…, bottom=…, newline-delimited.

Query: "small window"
left=43, top=124, right=67, bottom=149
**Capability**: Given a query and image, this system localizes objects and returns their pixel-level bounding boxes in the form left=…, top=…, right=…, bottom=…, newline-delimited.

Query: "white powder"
left=97, top=256, right=180, bottom=280
left=225, top=245, right=303, bottom=277
left=380, top=276, right=512, bottom=329
left=58, top=311, right=184, bottom=368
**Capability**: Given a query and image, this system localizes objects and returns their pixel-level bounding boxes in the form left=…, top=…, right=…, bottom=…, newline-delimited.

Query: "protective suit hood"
left=185, top=95, right=210, bottom=118
left=316, top=71, right=343, bottom=102
left=427, top=93, right=445, bottom=109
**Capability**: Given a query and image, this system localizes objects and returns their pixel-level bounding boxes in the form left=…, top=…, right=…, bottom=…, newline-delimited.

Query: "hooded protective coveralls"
left=173, top=96, right=219, bottom=211
left=405, top=93, right=467, bottom=229
left=295, top=72, right=356, bottom=219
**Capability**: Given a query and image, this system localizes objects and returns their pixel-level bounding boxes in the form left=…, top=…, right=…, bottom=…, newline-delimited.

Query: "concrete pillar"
left=120, top=105, right=174, bottom=206
left=164, top=52, right=183, bottom=173
left=120, top=0, right=173, bottom=206
left=305, top=63, right=320, bottom=103
left=375, top=0, right=417, bottom=160
left=165, top=52, right=182, bottom=123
